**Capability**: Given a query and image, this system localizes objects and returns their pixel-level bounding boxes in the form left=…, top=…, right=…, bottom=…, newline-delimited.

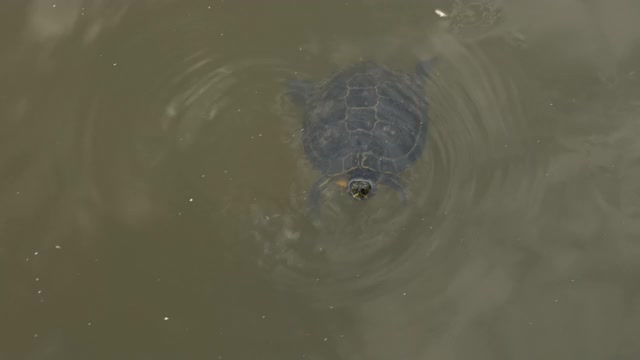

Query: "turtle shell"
left=289, top=61, right=430, bottom=177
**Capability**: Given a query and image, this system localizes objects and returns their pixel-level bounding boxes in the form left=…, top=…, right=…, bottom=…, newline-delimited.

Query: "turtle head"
left=347, top=178, right=375, bottom=200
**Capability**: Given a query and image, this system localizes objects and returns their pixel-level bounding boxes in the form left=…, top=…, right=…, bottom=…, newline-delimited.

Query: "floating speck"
left=323, top=337, right=328, bottom=342
left=34, top=251, right=38, bottom=256
left=113, top=63, right=117, bottom=67
left=402, top=292, right=407, bottom=296
left=88, top=322, right=92, bottom=326
left=35, top=278, right=39, bottom=282
left=189, top=198, right=194, bottom=202
left=37, top=290, right=42, bottom=294
left=34, top=333, right=38, bottom=338
left=164, top=316, right=170, bottom=321
left=435, top=9, right=447, bottom=17
left=52, top=4, right=56, bottom=8
left=261, top=315, right=266, bottom=319
left=201, top=174, right=206, bottom=178
left=55, top=245, right=61, bottom=249
left=258, top=133, right=262, bottom=137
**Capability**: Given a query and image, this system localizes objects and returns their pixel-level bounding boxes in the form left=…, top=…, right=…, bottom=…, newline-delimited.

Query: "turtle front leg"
left=380, top=174, right=408, bottom=203
left=307, top=176, right=333, bottom=210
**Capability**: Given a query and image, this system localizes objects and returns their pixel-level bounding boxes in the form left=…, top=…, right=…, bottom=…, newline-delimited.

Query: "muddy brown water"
left=1, top=1, right=640, bottom=359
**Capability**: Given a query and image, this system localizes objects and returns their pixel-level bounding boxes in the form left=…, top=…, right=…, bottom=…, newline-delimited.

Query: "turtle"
left=287, top=59, right=434, bottom=204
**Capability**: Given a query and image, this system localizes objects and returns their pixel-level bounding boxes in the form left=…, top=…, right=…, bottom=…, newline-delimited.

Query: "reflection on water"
left=1, top=0, right=640, bottom=359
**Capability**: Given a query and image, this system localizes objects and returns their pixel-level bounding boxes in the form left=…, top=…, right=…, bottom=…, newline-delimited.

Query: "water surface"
left=2, top=1, right=640, bottom=359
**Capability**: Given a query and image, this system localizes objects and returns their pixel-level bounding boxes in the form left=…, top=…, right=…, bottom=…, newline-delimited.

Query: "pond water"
left=2, top=0, right=640, bottom=359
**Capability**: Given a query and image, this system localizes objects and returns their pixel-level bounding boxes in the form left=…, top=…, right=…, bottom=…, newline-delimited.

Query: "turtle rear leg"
left=415, top=57, right=438, bottom=80
left=286, top=79, right=316, bottom=107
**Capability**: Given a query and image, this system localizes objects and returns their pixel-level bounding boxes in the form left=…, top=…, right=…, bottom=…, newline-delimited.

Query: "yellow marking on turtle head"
left=335, top=178, right=348, bottom=189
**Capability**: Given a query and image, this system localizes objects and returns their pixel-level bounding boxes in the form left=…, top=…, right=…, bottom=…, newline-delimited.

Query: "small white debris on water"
left=52, top=4, right=56, bottom=8
left=324, top=337, right=328, bottom=342
left=38, top=290, right=42, bottom=294
left=113, top=63, right=117, bottom=67
left=35, top=277, right=39, bottom=281
left=88, top=322, right=92, bottom=326
left=164, top=316, right=170, bottom=321
left=189, top=198, right=194, bottom=202
left=33, top=333, right=38, bottom=338
left=262, top=315, right=266, bottom=319
left=16, top=191, right=20, bottom=195
left=435, top=9, right=447, bottom=17
left=258, top=133, right=262, bottom=137
left=55, top=245, right=61, bottom=249
left=201, top=174, right=206, bottom=178
left=403, top=292, right=407, bottom=296
left=34, top=252, right=38, bottom=256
